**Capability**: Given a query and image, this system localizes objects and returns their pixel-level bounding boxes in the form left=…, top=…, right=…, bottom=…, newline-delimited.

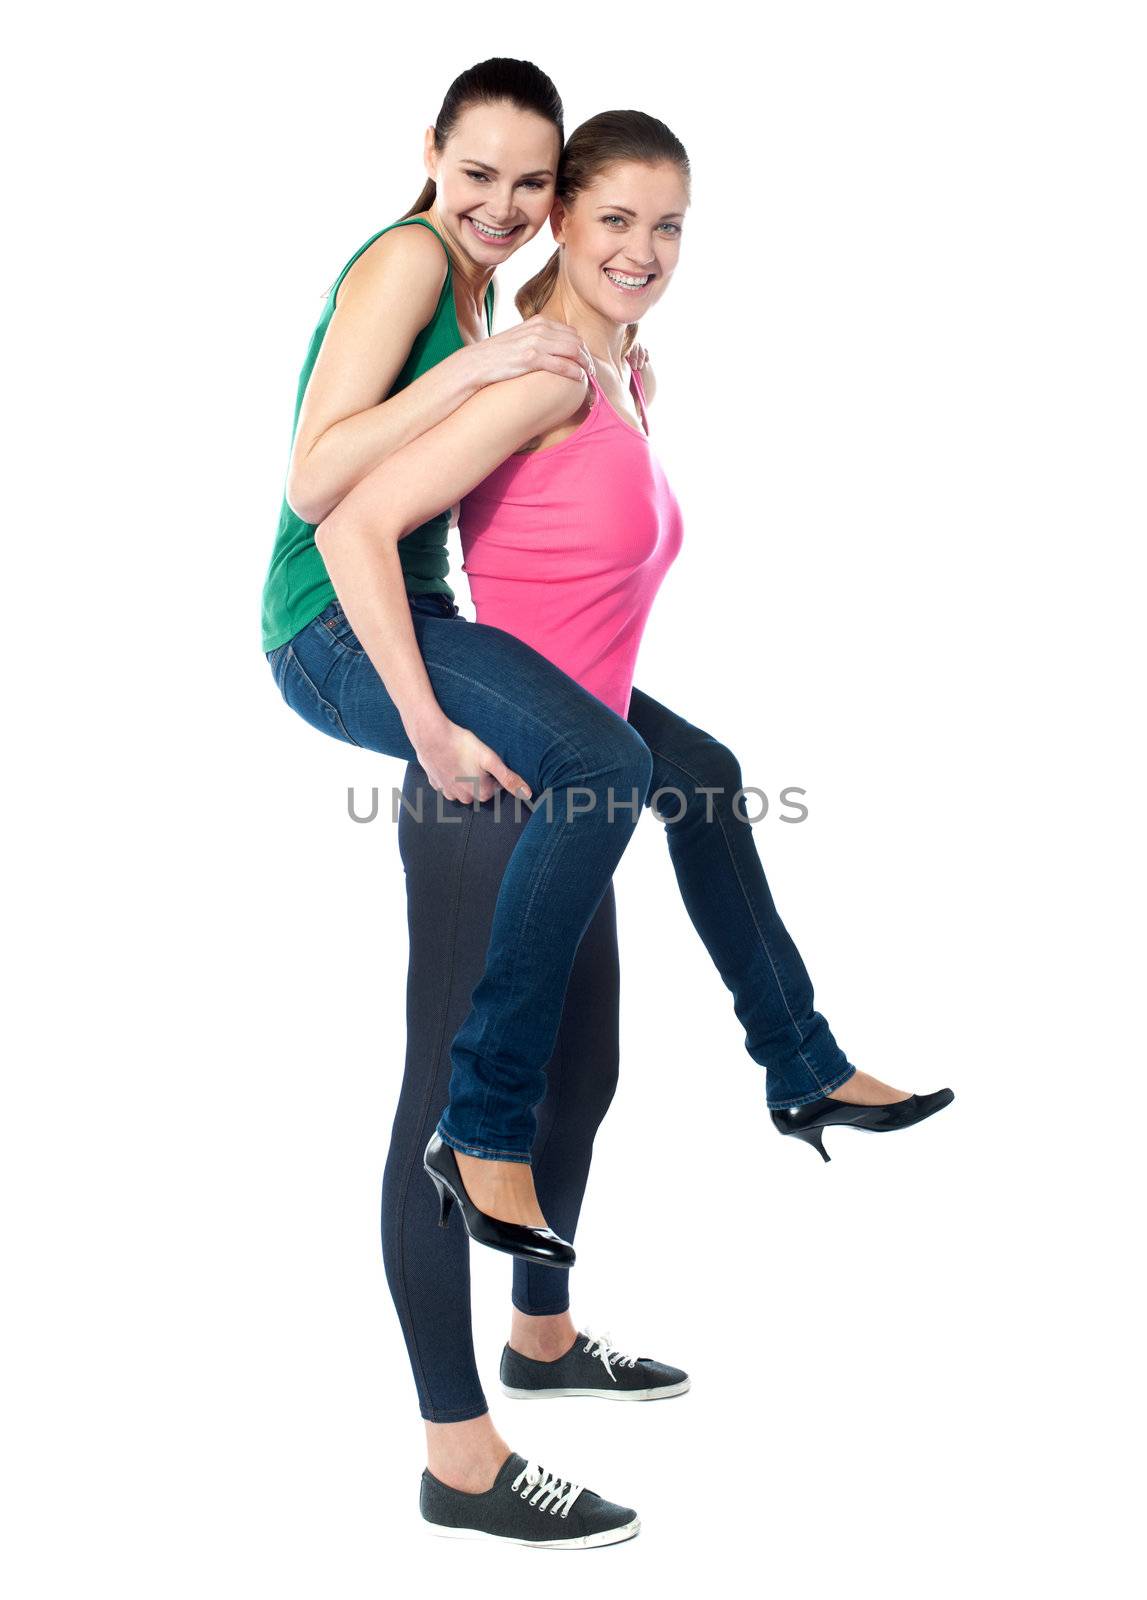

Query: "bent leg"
left=626, top=685, right=856, bottom=1108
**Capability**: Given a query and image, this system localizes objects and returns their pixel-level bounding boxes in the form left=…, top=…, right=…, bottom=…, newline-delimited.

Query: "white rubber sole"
left=500, top=1377, right=691, bottom=1402
left=424, top=1515, right=641, bottom=1549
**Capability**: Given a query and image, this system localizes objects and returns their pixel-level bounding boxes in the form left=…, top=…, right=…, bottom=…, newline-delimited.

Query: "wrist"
left=453, top=342, right=489, bottom=398
left=404, top=701, right=449, bottom=746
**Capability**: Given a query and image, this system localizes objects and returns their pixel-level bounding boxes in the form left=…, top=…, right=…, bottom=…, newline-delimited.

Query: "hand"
left=469, top=316, right=595, bottom=387
left=414, top=718, right=534, bottom=806
left=626, top=341, right=649, bottom=371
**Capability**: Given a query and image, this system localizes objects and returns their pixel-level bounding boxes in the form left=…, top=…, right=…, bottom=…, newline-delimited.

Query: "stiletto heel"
left=792, top=1125, right=831, bottom=1163
left=428, top=1172, right=455, bottom=1228
left=423, top=1133, right=575, bottom=1268
left=771, top=1086, right=954, bottom=1160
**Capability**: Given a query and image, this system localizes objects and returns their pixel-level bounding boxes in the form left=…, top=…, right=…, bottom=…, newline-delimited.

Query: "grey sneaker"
left=500, top=1326, right=691, bottom=1401
left=420, top=1451, right=640, bottom=1548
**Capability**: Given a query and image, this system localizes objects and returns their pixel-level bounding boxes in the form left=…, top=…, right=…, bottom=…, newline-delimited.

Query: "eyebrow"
left=598, top=204, right=686, bottom=220
left=459, top=158, right=555, bottom=179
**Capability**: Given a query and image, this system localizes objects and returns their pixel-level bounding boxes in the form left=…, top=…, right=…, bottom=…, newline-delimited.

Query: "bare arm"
left=314, top=369, right=588, bottom=802
left=286, top=226, right=593, bottom=524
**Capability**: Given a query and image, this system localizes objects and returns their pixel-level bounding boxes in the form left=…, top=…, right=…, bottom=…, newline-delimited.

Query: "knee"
left=619, top=728, right=655, bottom=801
left=696, top=737, right=743, bottom=799
left=650, top=736, right=744, bottom=822
left=562, top=718, right=653, bottom=803
left=605, top=722, right=654, bottom=798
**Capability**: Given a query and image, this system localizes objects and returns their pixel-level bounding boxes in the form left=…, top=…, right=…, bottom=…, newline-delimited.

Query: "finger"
left=537, top=330, right=587, bottom=359
left=484, top=754, right=532, bottom=800
left=542, top=357, right=591, bottom=383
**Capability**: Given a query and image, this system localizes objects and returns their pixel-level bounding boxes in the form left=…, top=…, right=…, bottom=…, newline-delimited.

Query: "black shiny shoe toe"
left=423, top=1133, right=576, bottom=1268
left=771, top=1086, right=955, bottom=1162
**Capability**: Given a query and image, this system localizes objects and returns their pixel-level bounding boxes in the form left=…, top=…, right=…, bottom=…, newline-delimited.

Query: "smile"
left=603, top=268, right=654, bottom=291
left=466, top=217, right=522, bottom=242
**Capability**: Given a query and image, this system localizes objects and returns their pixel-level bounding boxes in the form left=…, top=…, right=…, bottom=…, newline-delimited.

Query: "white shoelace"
left=582, top=1326, right=641, bottom=1383
left=510, top=1459, right=584, bottom=1518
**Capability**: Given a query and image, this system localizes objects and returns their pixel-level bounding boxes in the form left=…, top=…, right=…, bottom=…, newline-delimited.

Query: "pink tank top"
left=459, top=367, right=683, bottom=719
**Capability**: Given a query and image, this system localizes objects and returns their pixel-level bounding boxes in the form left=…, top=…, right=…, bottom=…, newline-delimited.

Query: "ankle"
left=509, top=1309, right=578, bottom=1362
left=424, top=1415, right=513, bottom=1494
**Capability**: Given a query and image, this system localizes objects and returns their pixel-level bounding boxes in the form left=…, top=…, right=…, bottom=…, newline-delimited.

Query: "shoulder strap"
left=329, top=216, right=451, bottom=307
left=628, top=365, right=651, bottom=436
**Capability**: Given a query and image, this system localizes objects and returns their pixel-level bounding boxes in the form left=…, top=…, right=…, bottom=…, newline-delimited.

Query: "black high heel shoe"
left=423, top=1133, right=576, bottom=1268
left=771, top=1087, right=955, bottom=1162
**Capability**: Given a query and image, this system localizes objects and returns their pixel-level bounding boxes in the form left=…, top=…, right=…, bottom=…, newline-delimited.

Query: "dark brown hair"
left=515, top=110, right=690, bottom=357
left=402, top=58, right=564, bottom=219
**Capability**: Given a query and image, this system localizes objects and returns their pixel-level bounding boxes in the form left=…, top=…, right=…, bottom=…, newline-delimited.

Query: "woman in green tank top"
left=261, top=97, right=594, bottom=653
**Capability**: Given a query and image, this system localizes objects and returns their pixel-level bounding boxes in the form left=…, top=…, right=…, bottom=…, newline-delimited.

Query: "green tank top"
left=260, top=217, right=494, bottom=653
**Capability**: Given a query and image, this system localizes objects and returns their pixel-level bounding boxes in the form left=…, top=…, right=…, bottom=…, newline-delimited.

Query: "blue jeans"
left=266, top=595, right=854, bottom=1156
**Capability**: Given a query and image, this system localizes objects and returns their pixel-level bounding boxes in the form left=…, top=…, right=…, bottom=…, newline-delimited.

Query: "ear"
left=422, top=126, right=438, bottom=181
left=549, top=198, right=568, bottom=244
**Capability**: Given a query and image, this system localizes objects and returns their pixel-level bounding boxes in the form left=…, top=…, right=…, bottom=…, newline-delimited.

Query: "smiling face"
left=426, top=100, right=561, bottom=265
left=552, top=160, right=689, bottom=324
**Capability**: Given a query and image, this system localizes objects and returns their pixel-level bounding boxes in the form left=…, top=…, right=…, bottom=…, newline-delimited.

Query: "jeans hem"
left=511, top=1294, right=571, bottom=1317
left=419, top=1401, right=491, bottom=1424
left=767, top=1061, right=856, bottom=1110
left=436, top=1122, right=533, bottom=1164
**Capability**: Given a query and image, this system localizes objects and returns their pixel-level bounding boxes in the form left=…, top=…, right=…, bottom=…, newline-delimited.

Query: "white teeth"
left=469, top=218, right=514, bottom=238
left=604, top=269, right=651, bottom=288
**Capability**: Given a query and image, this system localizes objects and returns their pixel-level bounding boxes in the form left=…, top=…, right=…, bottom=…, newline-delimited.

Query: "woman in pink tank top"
left=460, top=355, right=681, bottom=720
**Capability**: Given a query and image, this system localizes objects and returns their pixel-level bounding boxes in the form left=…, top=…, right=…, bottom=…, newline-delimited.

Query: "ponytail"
left=514, top=249, right=560, bottom=320
left=400, top=177, right=437, bottom=221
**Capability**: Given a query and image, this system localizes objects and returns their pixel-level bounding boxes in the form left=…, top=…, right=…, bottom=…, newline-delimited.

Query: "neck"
left=542, top=269, right=629, bottom=374
left=425, top=204, right=496, bottom=307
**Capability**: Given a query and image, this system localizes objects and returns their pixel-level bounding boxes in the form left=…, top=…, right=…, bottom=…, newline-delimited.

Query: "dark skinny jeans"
left=384, top=759, right=619, bottom=1421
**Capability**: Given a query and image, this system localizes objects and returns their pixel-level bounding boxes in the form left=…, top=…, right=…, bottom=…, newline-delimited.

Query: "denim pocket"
left=280, top=644, right=362, bottom=747
left=317, top=599, right=365, bottom=655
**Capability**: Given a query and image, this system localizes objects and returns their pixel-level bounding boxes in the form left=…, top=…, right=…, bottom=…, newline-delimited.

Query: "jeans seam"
left=267, top=641, right=291, bottom=695
left=287, top=645, right=363, bottom=748
left=420, top=656, right=612, bottom=778
left=644, top=741, right=834, bottom=1098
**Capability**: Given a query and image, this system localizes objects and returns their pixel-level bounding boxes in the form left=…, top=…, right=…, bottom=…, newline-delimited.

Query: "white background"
left=4, top=2, right=1144, bottom=1595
